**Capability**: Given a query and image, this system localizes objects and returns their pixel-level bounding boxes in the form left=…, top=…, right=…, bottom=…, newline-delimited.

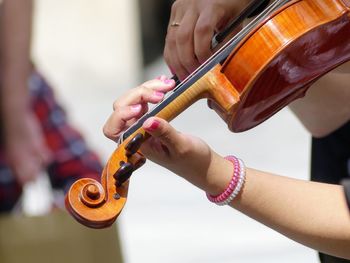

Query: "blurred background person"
left=0, top=0, right=102, bottom=218
left=0, top=0, right=124, bottom=262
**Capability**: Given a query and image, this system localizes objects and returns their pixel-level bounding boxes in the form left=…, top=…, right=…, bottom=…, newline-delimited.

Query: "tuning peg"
left=114, top=162, right=134, bottom=187
left=125, top=133, right=144, bottom=156
left=129, top=152, right=146, bottom=171
left=113, top=193, right=121, bottom=200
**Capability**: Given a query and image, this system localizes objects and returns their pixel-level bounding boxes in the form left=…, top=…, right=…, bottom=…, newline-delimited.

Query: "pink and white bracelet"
left=206, top=155, right=246, bottom=206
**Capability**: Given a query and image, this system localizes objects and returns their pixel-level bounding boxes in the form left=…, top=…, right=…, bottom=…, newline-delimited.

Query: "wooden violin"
left=65, top=0, right=350, bottom=228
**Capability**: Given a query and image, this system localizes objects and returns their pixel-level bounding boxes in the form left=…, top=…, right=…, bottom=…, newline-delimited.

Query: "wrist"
left=1, top=83, right=30, bottom=114
left=205, top=153, right=233, bottom=196
left=206, top=155, right=246, bottom=206
left=2, top=106, right=32, bottom=134
left=2, top=99, right=30, bottom=120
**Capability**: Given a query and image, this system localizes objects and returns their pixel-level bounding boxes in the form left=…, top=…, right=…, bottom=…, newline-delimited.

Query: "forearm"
left=0, top=0, right=33, bottom=115
left=289, top=71, right=350, bottom=138
left=228, top=168, right=350, bottom=258
left=332, top=60, right=350, bottom=74
left=103, top=75, right=350, bottom=258
left=188, top=152, right=350, bottom=258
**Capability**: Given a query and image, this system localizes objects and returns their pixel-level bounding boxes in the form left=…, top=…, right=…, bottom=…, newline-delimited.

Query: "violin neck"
left=120, top=65, right=239, bottom=142
left=120, top=0, right=289, bottom=143
left=154, top=65, right=240, bottom=122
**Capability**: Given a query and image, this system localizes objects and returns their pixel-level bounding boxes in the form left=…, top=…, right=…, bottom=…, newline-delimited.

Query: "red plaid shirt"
left=0, top=72, right=102, bottom=212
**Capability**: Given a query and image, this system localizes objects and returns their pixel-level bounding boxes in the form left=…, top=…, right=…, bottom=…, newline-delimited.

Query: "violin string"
left=119, top=0, right=290, bottom=144
left=173, top=0, right=290, bottom=88
left=212, top=0, right=272, bottom=47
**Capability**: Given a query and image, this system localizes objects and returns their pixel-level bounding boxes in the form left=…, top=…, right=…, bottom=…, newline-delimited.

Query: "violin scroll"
left=65, top=0, right=350, bottom=228
left=65, top=67, right=237, bottom=228
left=65, top=131, right=147, bottom=228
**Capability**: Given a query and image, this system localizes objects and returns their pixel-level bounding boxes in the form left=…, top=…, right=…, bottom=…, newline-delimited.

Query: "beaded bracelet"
left=206, top=155, right=246, bottom=206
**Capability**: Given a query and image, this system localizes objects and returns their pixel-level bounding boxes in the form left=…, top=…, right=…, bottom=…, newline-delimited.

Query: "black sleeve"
left=342, top=179, right=350, bottom=211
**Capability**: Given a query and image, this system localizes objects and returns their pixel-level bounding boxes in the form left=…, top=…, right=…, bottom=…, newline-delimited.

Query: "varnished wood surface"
left=66, top=0, right=350, bottom=228
left=65, top=66, right=238, bottom=228
left=221, top=0, right=350, bottom=131
left=223, top=0, right=349, bottom=89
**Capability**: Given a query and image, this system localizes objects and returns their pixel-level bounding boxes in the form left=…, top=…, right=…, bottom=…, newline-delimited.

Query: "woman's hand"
left=4, top=111, right=52, bottom=185
left=103, top=76, right=176, bottom=142
left=164, top=0, right=249, bottom=80
left=103, top=77, right=232, bottom=194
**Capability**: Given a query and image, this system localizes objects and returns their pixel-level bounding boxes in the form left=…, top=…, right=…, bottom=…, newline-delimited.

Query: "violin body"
left=66, top=0, right=350, bottom=228
left=219, top=0, right=350, bottom=132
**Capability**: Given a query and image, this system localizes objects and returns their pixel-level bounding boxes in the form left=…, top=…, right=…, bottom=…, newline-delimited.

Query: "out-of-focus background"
left=28, top=0, right=318, bottom=262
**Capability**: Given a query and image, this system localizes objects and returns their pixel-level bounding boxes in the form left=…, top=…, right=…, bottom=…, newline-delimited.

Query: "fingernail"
left=131, top=104, right=142, bottom=111
left=156, top=75, right=167, bottom=81
left=163, top=79, right=174, bottom=84
left=144, top=119, right=160, bottom=131
left=154, top=91, right=164, bottom=98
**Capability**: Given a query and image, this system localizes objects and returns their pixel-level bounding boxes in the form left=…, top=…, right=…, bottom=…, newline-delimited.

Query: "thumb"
left=142, top=117, right=183, bottom=150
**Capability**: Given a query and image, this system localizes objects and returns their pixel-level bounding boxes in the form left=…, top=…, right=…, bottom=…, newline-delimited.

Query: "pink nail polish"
left=131, top=104, right=141, bottom=111
left=164, top=79, right=174, bottom=84
left=145, top=120, right=160, bottom=131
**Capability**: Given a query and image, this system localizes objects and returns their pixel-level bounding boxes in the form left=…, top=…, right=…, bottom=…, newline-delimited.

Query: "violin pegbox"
left=65, top=131, right=147, bottom=228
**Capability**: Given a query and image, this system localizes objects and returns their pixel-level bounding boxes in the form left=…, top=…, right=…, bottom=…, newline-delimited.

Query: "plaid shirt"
left=0, top=72, right=102, bottom=212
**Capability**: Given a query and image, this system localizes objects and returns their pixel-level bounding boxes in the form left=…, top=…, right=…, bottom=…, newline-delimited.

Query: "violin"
left=65, top=0, right=350, bottom=228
